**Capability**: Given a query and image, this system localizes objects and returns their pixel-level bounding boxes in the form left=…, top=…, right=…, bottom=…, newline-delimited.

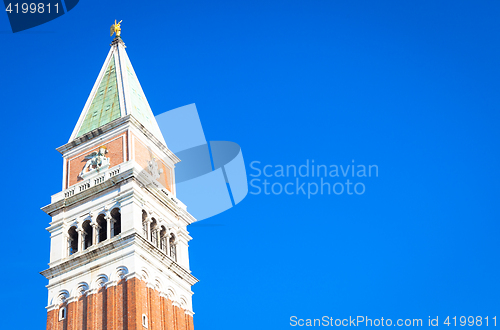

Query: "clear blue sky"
left=1, top=1, right=499, bottom=329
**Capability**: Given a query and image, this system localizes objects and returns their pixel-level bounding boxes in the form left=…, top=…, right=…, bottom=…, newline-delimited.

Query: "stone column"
left=147, top=218, right=152, bottom=242
left=174, top=239, right=180, bottom=263
left=106, top=215, right=112, bottom=239
left=66, top=234, right=72, bottom=257
left=111, top=218, right=117, bottom=238
left=166, top=231, right=171, bottom=257
left=77, top=229, right=84, bottom=252
left=91, top=223, right=99, bottom=245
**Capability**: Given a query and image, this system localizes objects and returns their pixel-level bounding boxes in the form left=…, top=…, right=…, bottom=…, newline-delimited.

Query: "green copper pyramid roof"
left=122, top=54, right=165, bottom=140
left=70, top=38, right=167, bottom=145
left=76, top=57, right=121, bottom=137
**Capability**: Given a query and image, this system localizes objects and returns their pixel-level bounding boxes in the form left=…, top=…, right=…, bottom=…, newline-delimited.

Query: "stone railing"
left=50, top=162, right=187, bottom=212
left=51, top=163, right=128, bottom=203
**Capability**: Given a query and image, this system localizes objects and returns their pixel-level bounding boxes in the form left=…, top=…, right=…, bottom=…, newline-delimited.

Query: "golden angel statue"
left=110, top=20, right=123, bottom=37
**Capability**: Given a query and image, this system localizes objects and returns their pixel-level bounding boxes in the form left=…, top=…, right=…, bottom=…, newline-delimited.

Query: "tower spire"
left=68, top=31, right=167, bottom=145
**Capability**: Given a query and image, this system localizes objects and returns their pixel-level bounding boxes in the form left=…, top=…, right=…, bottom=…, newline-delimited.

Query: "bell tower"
left=41, top=32, right=197, bottom=330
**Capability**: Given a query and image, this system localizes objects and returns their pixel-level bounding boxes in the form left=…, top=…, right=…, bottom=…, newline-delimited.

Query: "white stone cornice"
left=143, top=185, right=195, bottom=226
left=177, top=229, right=192, bottom=242
left=42, top=167, right=135, bottom=215
left=66, top=296, right=79, bottom=304
left=63, top=115, right=130, bottom=154
left=63, top=120, right=130, bottom=161
left=46, top=221, right=64, bottom=234
left=87, top=288, right=99, bottom=295
left=184, top=310, right=194, bottom=316
left=41, top=232, right=198, bottom=287
left=46, top=304, right=59, bottom=312
left=115, top=187, right=136, bottom=204
left=124, top=272, right=138, bottom=281
left=43, top=233, right=134, bottom=278
left=134, top=235, right=197, bottom=284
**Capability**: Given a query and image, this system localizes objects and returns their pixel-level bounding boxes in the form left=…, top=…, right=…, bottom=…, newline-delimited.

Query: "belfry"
left=41, top=24, right=198, bottom=330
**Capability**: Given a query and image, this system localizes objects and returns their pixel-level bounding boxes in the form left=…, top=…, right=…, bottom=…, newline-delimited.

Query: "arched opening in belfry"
left=142, top=210, right=148, bottom=237
left=111, top=208, right=121, bottom=236
left=160, top=226, right=167, bottom=253
left=169, top=233, right=177, bottom=261
left=96, top=214, right=107, bottom=243
left=150, top=218, right=158, bottom=247
left=82, top=220, right=93, bottom=250
left=68, top=226, right=78, bottom=255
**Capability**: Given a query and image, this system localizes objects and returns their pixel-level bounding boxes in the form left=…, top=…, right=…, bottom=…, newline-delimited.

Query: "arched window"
left=68, top=226, right=78, bottom=255
left=82, top=220, right=92, bottom=250
left=160, top=226, right=167, bottom=253
left=142, top=210, right=148, bottom=237
left=142, top=314, right=148, bottom=328
left=150, top=218, right=158, bottom=247
left=111, top=208, right=121, bottom=236
left=96, top=214, right=107, bottom=243
left=169, top=234, right=177, bottom=261
left=59, top=307, right=66, bottom=321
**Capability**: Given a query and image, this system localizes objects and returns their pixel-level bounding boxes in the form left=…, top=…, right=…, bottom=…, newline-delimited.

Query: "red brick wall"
left=46, top=277, right=193, bottom=330
left=164, top=296, right=175, bottom=330
left=133, top=134, right=174, bottom=194
left=46, top=309, right=57, bottom=330
left=150, top=288, right=161, bottom=330
left=115, top=279, right=127, bottom=330
left=87, top=291, right=94, bottom=329
left=67, top=132, right=128, bottom=188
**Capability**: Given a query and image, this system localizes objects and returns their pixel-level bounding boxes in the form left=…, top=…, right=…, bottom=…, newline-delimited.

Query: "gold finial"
left=110, top=19, right=122, bottom=38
